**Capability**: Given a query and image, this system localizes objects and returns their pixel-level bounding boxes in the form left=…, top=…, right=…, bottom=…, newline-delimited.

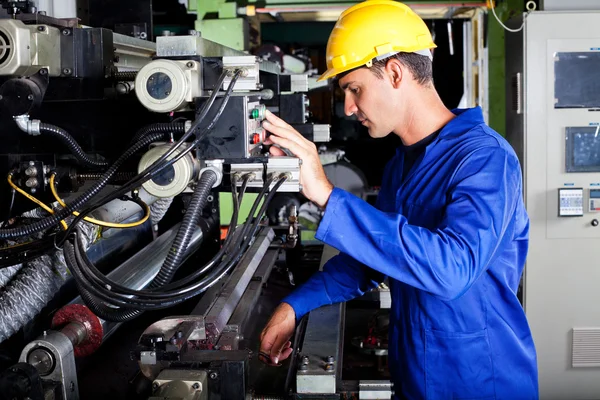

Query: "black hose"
left=64, top=240, right=142, bottom=322
left=129, top=122, right=187, bottom=145
left=39, top=123, right=109, bottom=169
left=0, top=132, right=165, bottom=239
left=150, top=169, right=217, bottom=287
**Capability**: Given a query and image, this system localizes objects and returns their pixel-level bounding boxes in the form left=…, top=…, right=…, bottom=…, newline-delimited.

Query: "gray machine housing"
left=506, top=10, right=600, bottom=399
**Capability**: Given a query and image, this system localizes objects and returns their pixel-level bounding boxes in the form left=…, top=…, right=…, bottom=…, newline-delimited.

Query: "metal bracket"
left=19, top=330, right=79, bottom=400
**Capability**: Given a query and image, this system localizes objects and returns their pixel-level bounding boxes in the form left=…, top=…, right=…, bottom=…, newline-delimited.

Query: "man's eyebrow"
left=340, top=81, right=355, bottom=90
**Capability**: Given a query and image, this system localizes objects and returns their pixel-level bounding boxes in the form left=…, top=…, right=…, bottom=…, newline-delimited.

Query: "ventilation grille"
left=0, top=29, right=12, bottom=68
left=572, top=328, right=600, bottom=368
left=511, top=73, right=522, bottom=114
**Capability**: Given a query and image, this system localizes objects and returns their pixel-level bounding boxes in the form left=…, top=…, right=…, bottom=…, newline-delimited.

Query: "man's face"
left=338, top=67, right=399, bottom=138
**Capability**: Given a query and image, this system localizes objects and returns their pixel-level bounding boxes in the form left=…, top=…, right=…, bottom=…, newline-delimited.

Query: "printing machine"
left=0, top=2, right=392, bottom=399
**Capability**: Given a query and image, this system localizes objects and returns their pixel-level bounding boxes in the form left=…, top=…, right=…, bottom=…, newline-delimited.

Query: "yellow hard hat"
left=318, top=0, right=436, bottom=82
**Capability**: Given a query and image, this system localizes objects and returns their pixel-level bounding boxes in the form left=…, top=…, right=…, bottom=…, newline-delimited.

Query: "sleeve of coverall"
left=283, top=207, right=387, bottom=320
left=315, top=146, right=520, bottom=301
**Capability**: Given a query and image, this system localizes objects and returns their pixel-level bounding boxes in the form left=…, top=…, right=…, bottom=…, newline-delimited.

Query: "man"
left=259, top=1, right=538, bottom=398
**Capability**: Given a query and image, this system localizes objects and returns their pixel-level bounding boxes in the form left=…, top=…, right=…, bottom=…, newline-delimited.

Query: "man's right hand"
left=259, top=302, right=296, bottom=365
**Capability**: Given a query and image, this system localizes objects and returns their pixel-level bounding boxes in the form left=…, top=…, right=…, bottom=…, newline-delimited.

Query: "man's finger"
left=270, top=333, right=291, bottom=364
left=280, top=347, right=294, bottom=361
left=259, top=328, right=276, bottom=355
left=265, top=110, right=293, bottom=130
left=269, top=146, right=287, bottom=157
left=268, top=135, right=307, bottom=159
left=263, top=122, right=308, bottom=149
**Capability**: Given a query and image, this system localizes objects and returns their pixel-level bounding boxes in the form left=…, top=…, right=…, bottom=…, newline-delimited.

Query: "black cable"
left=150, top=169, right=217, bottom=287
left=55, top=70, right=240, bottom=247
left=129, top=122, right=187, bottom=145
left=0, top=70, right=236, bottom=239
left=39, top=123, right=109, bottom=169
left=67, top=175, right=287, bottom=309
left=0, top=132, right=166, bottom=239
left=83, top=69, right=242, bottom=215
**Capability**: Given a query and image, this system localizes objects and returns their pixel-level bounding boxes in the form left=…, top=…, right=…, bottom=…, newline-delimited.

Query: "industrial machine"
left=0, top=1, right=397, bottom=399
left=506, top=9, right=600, bottom=400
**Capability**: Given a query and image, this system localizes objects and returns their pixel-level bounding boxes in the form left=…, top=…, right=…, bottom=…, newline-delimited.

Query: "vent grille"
left=511, top=73, right=522, bottom=114
left=0, top=29, right=12, bottom=67
left=572, top=328, right=600, bottom=368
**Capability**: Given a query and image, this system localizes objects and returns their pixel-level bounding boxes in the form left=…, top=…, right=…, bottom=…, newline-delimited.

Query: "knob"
left=592, top=219, right=599, bottom=227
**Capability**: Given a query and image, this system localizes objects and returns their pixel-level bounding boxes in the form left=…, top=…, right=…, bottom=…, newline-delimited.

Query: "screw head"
left=63, top=68, right=72, bottom=75
left=62, top=29, right=70, bottom=35
left=192, top=382, right=200, bottom=390
left=27, top=94, right=34, bottom=101
left=209, top=371, right=218, bottom=380
left=37, top=26, right=45, bottom=31
left=39, top=69, right=47, bottom=75
left=187, top=61, right=194, bottom=68
left=152, top=382, right=159, bottom=391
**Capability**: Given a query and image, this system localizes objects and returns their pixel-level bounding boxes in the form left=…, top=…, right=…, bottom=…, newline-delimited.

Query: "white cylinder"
left=37, top=0, right=78, bottom=18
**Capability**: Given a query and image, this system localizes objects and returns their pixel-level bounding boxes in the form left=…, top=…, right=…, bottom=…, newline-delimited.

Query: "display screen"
left=566, top=127, right=600, bottom=172
left=555, top=52, right=600, bottom=109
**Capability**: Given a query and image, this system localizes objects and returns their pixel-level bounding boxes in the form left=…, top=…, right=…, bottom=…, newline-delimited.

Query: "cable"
left=0, top=131, right=166, bottom=239
left=66, top=175, right=288, bottom=309
left=39, top=123, right=109, bottom=169
left=54, top=70, right=240, bottom=245
left=83, top=69, right=242, bottom=214
left=489, top=0, right=525, bottom=33
left=49, top=173, right=150, bottom=229
left=7, top=174, right=68, bottom=231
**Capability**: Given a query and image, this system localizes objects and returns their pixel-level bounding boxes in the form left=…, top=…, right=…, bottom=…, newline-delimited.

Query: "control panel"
left=558, top=188, right=583, bottom=217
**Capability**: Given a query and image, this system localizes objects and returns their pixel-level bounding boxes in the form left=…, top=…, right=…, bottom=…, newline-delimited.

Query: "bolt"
left=63, top=68, right=72, bottom=75
left=30, top=188, right=36, bottom=193
left=37, top=26, right=45, bottom=32
left=209, top=371, right=218, bottom=380
left=192, top=382, right=200, bottom=390
left=211, top=208, right=217, bottom=213
left=25, top=166, right=37, bottom=176
left=152, top=382, right=159, bottom=391
left=25, top=177, right=38, bottom=188
left=207, top=195, right=214, bottom=202
left=39, top=69, right=47, bottom=75
left=43, top=331, right=47, bottom=336
left=27, top=94, right=34, bottom=101
left=302, top=355, right=309, bottom=365
left=327, top=356, right=334, bottom=364
left=62, top=29, right=70, bottom=35
left=29, top=161, right=35, bottom=166
left=187, top=61, right=194, bottom=68
left=325, top=363, right=334, bottom=372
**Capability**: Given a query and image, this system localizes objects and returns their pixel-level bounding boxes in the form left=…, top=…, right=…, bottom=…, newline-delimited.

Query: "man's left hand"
left=262, top=110, right=333, bottom=208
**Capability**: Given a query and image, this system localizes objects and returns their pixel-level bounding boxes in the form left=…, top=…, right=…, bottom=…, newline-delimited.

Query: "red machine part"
left=52, top=304, right=104, bottom=357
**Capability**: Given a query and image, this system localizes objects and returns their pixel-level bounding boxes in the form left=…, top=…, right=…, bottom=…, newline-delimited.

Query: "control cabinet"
left=506, top=11, right=600, bottom=399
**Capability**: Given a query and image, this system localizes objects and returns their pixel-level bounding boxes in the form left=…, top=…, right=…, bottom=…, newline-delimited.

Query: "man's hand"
left=263, top=110, right=334, bottom=208
left=259, top=302, right=296, bottom=365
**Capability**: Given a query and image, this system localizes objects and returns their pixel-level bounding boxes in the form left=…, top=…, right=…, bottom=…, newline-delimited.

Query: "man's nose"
left=344, top=96, right=358, bottom=117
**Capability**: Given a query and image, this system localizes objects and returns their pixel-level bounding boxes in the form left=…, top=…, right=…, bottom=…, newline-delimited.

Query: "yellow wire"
left=49, top=173, right=150, bottom=229
left=7, top=174, right=69, bottom=230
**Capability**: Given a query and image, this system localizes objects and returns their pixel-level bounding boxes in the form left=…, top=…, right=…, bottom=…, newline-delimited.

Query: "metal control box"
left=506, top=11, right=600, bottom=399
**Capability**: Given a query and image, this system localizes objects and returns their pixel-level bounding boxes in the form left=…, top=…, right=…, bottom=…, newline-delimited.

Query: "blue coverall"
left=284, top=107, right=539, bottom=399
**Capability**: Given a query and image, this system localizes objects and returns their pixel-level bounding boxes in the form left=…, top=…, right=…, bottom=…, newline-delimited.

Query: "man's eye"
left=350, top=88, right=359, bottom=94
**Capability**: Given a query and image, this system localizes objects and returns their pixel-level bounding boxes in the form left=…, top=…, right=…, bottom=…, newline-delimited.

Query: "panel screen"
left=566, top=126, right=600, bottom=172
left=555, top=52, right=600, bottom=109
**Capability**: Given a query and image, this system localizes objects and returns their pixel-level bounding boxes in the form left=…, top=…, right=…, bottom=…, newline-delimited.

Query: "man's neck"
left=393, top=89, right=456, bottom=146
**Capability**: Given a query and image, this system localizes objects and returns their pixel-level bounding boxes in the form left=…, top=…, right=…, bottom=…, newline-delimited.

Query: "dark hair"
left=370, top=52, right=433, bottom=86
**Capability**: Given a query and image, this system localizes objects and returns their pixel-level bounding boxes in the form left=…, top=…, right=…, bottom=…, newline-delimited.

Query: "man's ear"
left=385, top=58, right=404, bottom=89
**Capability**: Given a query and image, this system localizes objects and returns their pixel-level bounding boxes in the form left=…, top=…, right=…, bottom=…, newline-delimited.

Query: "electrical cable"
left=7, top=174, right=68, bottom=231
left=489, top=0, right=525, bottom=33
left=54, top=69, right=240, bottom=247
left=66, top=175, right=287, bottom=309
left=38, top=123, right=109, bottom=169
left=49, top=173, right=150, bottom=229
